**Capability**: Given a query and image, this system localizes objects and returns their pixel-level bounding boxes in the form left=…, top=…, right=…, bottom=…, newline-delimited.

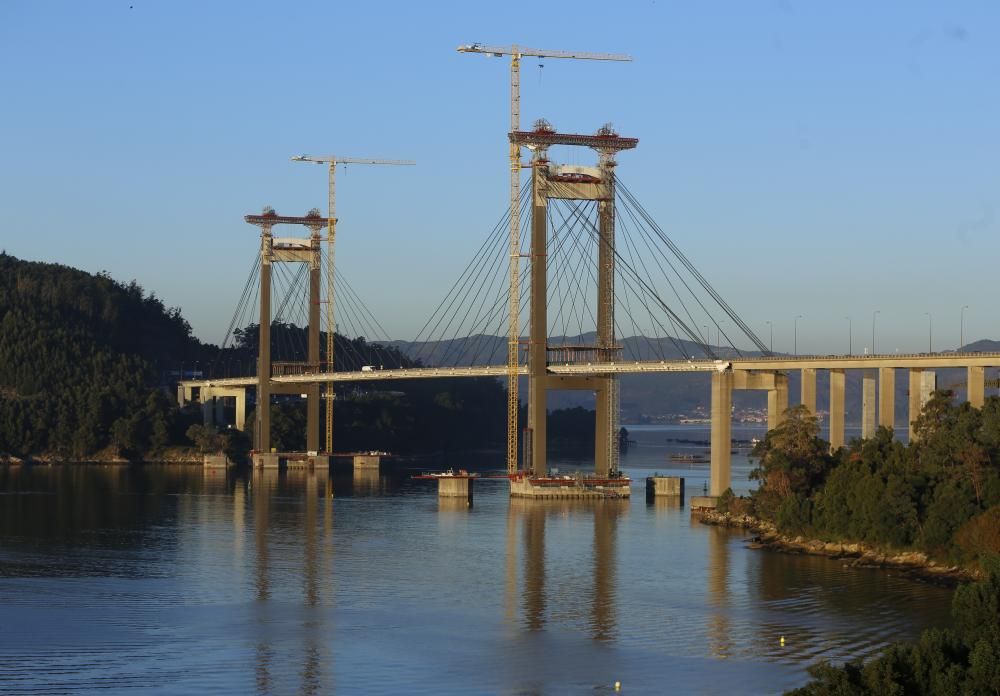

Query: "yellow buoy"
left=614, top=681, right=622, bottom=691
left=780, top=635, right=785, bottom=646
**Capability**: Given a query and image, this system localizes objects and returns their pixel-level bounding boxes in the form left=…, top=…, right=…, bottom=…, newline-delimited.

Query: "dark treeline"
left=733, top=396, right=1000, bottom=693
left=728, top=395, right=1000, bottom=566
left=0, top=254, right=513, bottom=459
left=246, top=376, right=507, bottom=455
left=0, top=253, right=214, bottom=458
left=220, top=322, right=412, bottom=374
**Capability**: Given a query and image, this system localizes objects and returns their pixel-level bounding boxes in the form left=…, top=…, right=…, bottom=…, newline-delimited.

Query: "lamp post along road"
left=925, top=312, right=932, bottom=353
left=794, top=315, right=803, bottom=356
left=961, top=305, right=969, bottom=350
left=845, top=316, right=852, bottom=356
left=872, top=310, right=880, bottom=355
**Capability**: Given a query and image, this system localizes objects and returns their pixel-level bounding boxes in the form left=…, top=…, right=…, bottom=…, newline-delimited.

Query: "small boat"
left=425, top=468, right=479, bottom=478
left=668, top=453, right=710, bottom=463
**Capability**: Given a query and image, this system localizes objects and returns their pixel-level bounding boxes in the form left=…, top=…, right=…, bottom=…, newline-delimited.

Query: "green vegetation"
left=746, top=396, right=1000, bottom=567
left=788, top=556, right=1000, bottom=695
left=249, top=376, right=506, bottom=455
left=0, top=253, right=510, bottom=460
left=0, top=253, right=213, bottom=459
left=742, top=399, right=1000, bottom=694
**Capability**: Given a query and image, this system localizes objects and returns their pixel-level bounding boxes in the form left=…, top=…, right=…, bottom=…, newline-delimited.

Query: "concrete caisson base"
left=689, top=495, right=718, bottom=510
left=353, top=455, right=380, bottom=471
left=646, top=476, right=684, bottom=500
left=437, top=477, right=473, bottom=507
left=252, top=452, right=281, bottom=469
left=509, top=477, right=631, bottom=499
left=203, top=453, right=232, bottom=469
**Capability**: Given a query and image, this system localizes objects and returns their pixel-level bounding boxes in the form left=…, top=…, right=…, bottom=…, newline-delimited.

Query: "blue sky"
left=1, top=1, right=997, bottom=353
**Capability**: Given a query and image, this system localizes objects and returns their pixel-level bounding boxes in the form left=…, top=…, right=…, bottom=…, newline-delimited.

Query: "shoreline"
left=0, top=450, right=203, bottom=466
left=697, top=509, right=978, bottom=587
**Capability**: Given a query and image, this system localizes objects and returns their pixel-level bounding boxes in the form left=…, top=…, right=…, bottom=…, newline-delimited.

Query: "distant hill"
left=0, top=253, right=214, bottom=458
left=0, top=254, right=507, bottom=459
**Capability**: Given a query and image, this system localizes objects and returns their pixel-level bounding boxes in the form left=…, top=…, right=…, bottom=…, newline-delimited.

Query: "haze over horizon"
left=2, top=1, right=997, bottom=354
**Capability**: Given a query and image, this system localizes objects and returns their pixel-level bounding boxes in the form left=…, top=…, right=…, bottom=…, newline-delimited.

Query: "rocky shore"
left=0, top=447, right=203, bottom=465
left=697, top=509, right=978, bottom=586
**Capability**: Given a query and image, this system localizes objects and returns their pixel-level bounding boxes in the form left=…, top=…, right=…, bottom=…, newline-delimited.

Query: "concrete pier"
left=250, top=452, right=329, bottom=470
left=438, top=476, right=474, bottom=506
left=353, top=454, right=381, bottom=471
left=908, top=369, right=936, bottom=441
left=800, top=368, right=817, bottom=414
left=710, top=370, right=733, bottom=496
left=968, top=366, right=985, bottom=408
left=879, top=367, right=895, bottom=430
left=646, top=476, right=684, bottom=500
left=307, top=454, right=331, bottom=471
left=862, top=370, right=876, bottom=439
left=253, top=452, right=281, bottom=469
left=690, top=496, right=718, bottom=510
left=203, top=453, right=231, bottom=468
left=767, top=373, right=789, bottom=430
left=829, top=369, right=845, bottom=450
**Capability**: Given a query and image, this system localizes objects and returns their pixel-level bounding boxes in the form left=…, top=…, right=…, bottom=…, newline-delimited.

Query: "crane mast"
left=291, top=154, right=415, bottom=455
left=457, top=43, right=632, bottom=474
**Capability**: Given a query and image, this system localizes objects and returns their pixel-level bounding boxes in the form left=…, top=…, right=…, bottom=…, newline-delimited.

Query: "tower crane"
left=457, top=43, right=632, bottom=474
left=291, top=154, right=415, bottom=454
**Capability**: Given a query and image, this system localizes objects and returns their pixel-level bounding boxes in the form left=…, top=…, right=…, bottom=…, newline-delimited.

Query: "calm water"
left=0, top=426, right=951, bottom=695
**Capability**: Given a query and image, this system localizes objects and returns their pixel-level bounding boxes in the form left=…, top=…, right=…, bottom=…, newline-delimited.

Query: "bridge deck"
left=180, top=352, right=1000, bottom=390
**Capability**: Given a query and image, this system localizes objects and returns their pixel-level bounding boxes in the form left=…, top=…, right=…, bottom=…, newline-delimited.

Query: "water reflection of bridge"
left=504, top=499, right=626, bottom=641
left=248, top=468, right=333, bottom=693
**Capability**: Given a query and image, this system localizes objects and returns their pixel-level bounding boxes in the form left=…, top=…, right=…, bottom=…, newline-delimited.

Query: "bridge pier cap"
left=510, top=122, right=639, bottom=166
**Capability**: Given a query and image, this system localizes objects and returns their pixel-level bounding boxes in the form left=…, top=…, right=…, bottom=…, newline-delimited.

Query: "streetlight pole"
left=872, top=310, right=880, bottom=355
left=845, top=316, right=852, bottom=356
left=703, top=324, right=709, bottom=348
left=794, top=315, right=803, bottom=356
left=765, top=321, right=773, bottom=354
left=960, top=305, right=969, bottom=350
left=924, top=312, right=932, bottom=353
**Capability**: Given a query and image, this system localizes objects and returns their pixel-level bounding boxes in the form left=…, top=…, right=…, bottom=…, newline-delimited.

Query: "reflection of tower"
left=253, top=469, right=274, bottom=601
left=508, top=499, right=625, bottom=636
left=591, top=501, right=623, bottom=641
left=233, top=480, right=245, bottom=567
left=252, top=468, right=275, bottom=693
left=301, top=472, right=321, bottom=693
left=304, top=473, right=318, bottom=606
left=523, top=502, right=546, bottom=631
left=707, top=526, right=732, bottom=659
left=352, top=467, right=383, bottom=496
left=503, top=502, right=519, bottom=627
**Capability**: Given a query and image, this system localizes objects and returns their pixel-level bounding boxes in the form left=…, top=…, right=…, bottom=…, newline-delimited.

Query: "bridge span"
left=182, top=119, right=998, bottom=501
left=182, top=350, right=1000, bottom=391
left=182, top=350, right=1000, bottom=499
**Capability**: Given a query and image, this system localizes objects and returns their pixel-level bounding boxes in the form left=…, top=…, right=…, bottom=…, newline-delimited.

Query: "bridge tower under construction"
left=513, top=123, right=637, bottom=485
left=244, top=209, right=328, bottom=456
